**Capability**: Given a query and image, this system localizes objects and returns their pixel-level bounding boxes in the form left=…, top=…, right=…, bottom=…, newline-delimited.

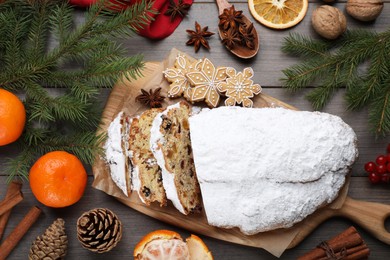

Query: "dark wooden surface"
left=1, top=0, right=390, bottom=259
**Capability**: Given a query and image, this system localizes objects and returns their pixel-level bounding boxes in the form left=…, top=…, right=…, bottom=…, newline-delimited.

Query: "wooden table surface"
left=1, top=1, right=390, bottom=259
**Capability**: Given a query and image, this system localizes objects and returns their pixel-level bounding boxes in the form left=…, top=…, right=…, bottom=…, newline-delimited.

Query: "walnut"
left=311, top=5, right=347, bottom=40
left=346, top=0, right=384, bottom=21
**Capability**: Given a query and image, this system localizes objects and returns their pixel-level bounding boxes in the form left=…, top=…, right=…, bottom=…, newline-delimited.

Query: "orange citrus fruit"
left=186, top=234, right=213, bottom=260
left=0, top=88, right=26, bottom=146
left=248, top=0, right=308, bottom=29
left=134, top=230, right=213, bottom=260
left=29, top=151, right=87, bottom=208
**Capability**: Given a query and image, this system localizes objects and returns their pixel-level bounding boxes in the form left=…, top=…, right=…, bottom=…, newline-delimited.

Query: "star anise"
left=135, top=87, right=165, bottom=108
left=221, top=27, right=241, bottom=49
left=186, top=21, right=214, bottom=53
left=238, top=23, right=255, bottom=50
left=164, top=0, right=191, bottom=22
left=218, top=5, right=244, bottom=31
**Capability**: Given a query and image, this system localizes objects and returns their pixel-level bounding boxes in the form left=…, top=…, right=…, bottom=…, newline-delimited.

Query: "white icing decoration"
left=189, top=106, right=358, bottom=234
left=186, top=58, right=227, bottom=108
left=163, top=54, right=200, bottom=101
left=218, top=67, right=262, bottom=108
left=150, top=102, right=186, bottom=214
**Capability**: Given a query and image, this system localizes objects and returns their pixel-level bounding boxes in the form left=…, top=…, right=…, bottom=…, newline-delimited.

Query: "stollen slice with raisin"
left=129, top=108, right=167, bottom=206
left=150, top=101, right=201, bottom=215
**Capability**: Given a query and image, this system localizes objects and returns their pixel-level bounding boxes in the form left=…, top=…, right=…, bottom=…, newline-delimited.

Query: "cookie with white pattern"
left=163, top=54, right=201, bottom=101
left=218, top=67, right=261, bottom=108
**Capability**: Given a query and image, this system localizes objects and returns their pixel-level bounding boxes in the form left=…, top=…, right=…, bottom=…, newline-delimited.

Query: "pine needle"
left=281, top=28, right=390, bottom=137
left=0, top=0, right=154, bottom=180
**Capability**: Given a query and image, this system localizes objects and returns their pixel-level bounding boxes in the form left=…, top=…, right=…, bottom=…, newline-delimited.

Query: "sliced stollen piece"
left=104, top=111, right=132, bottom=197
left=189, top=107, right=358, bottom=234
left=150, top=101, right=201, bottom=215
left=129, top=108, right=167, bottom=206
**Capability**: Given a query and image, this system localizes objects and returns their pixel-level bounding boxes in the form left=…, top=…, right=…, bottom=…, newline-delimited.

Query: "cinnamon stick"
left=0, top=181, right=22, bottom=240
left=317, top=244, right=370, bottom=260
left=298, top=226, right=370, bottom=260
left=0, top=206, right=42, bottom=260
left=0, top=191, right=23, bottom=216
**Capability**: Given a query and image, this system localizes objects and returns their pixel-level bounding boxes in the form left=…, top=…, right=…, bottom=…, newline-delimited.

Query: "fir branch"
left=281, top=33, right=331, bottom=58
left=0, top=0, right=154, bottom=180
left=5, top=149, right=36, bottom=183
left=281, top=28, right=390, bottom=136
left=369, top=85, right=390, bottom=136
left=49, top=2, right=73, bottom=43
left=34, top=131, right=106, bottom=165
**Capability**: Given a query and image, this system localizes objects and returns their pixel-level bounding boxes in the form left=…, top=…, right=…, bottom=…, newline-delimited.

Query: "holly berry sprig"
left=365, top=144, right=390, bottom=184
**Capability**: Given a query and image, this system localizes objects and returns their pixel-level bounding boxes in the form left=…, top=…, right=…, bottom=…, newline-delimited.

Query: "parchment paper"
left=91, top=48, right=348, bottom=257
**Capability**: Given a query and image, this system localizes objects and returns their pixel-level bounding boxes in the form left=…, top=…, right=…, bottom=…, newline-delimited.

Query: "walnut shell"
left=311, top=6, right=347, bottom=40
left=346, top=0, right=384, bottom=21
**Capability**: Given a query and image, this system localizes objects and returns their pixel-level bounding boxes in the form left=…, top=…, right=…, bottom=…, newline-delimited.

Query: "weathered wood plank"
left=1, top=176, right=389, bottom=259
left=1, top=88, right=388, bottom=178
left=1, top=2, right=390, bottom=259
left=113, top=3, right=390, bottom=86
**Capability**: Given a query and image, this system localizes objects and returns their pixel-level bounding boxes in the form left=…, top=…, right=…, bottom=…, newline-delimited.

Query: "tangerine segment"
left=248, top=0, right=308, bottom=29
left=134, top=230, right=183, bottom=258
left=29, top=151, right=87, bottom=208
left=186, top=234, right=213, bottom=260
left=0, top=89, right=26, bottom=146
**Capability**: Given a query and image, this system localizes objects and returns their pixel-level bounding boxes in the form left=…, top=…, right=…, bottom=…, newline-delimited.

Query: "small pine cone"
left=29, top=218, right=68, bottom=260
left=77, top=208, right=122, bottom=253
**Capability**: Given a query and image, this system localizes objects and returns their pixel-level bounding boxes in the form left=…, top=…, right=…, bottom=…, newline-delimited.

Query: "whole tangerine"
left=0, top=88, right=26, bottom=146
left=29, top=151, right=87, bottom=208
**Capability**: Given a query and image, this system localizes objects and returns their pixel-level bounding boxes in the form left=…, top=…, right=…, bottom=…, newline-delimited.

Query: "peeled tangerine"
left=133, top=230, right=213, bottom=260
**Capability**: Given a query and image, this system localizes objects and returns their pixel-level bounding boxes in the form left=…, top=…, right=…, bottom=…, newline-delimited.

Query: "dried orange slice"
left=134, top=230, right=213, bottom=260
left=248, top=0, right=309, bottom=29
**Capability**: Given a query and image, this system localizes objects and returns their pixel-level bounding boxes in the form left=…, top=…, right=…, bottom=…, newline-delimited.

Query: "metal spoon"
left=215, top=0, right=259, bottom=59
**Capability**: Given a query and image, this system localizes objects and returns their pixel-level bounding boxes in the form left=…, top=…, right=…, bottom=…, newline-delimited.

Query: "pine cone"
left=77, top=208, right=122, bottom=253
left=29, top=218, right=68, bottom=260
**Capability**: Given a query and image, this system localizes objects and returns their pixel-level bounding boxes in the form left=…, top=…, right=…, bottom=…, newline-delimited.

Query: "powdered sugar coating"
left=150, top=102, right=186, bottom=214
left=104, top=112, right=128, bottom=196
left=189, top=106, right=358, bottom=234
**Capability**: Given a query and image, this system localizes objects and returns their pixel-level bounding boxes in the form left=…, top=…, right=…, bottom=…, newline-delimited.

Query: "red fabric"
left=137, top=0, right=193, bottom=40
left=68, top=0, right=193, bottom=40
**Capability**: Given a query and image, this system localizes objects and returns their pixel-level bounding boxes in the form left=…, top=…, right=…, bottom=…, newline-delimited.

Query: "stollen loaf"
left=189, top=106, right=358, bottom=234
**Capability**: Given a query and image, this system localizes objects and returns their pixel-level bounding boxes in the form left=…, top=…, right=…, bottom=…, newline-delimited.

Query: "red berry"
left=376, top=155, right=387, bottom=165
left=377, top=164, right=387, bottom=174
left=369, top=172, right=381, bottom=184
left=387, top=144, right=390, bottom=153
left=381, top=173, right=390, bottom=183
left=386, top=154, right=390, bottom=163
left=364, top=161, right=377, bottom=173
left=387, top=163, right=390, bottom=173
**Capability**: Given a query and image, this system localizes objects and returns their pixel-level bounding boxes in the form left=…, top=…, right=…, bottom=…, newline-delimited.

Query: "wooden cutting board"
left=92, top=49, right=390, bottom=257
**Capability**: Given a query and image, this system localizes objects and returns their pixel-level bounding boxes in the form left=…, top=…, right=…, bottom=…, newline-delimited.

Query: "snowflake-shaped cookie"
left=186, top=58, right=227, bottom=108
left=218, top=67, right=262, bottom=108
left=163, top=54, right=201, bottom=101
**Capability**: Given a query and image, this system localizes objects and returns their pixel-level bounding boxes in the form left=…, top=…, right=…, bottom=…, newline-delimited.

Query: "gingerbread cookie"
left=163, top=54, right=201, bottom=101
left=218, top=67, right=261, bottom=108
left=186, top=58, right=227, bottom=108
